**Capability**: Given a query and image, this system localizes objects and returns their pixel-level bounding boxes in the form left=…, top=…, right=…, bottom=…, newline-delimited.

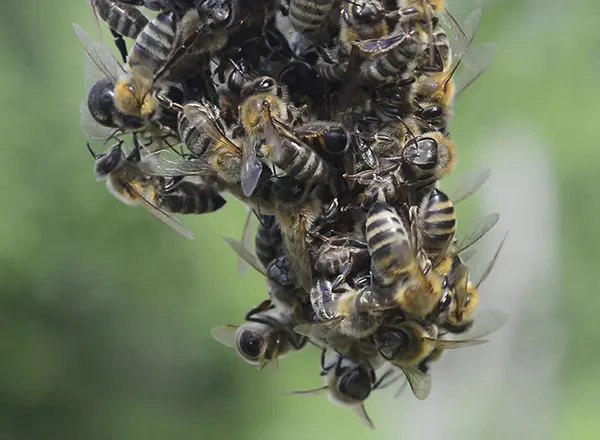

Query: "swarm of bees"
left=76, top=0, right=507, bottom=429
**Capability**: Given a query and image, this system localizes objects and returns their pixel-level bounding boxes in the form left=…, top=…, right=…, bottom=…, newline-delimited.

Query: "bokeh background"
left=1, top=0, right=598, bottom=438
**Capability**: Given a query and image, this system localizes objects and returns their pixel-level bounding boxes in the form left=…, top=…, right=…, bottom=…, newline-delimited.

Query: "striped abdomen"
left=93, top=0, right=148, bottom=39
left=255, top=215, right=282, bottom=269
left=177, top=113, right=211, bottom=157
left=158, top=181, right=226, bottom=214
left=359, top=31, right=426, bottom=85
left=128, top=10, right=177, bottom=72
left=271, top=137, right=332, bottom=184
left=289, top=0, right=334, bottom=32
left=416, top=189, right=456, bottom=259
left=366, top=203, right=415, bottom=286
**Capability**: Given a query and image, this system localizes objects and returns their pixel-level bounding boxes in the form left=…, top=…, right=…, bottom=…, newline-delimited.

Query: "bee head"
left=337, top=364, right=372, bottom=402
left=344, top=0, right=384, bottom=26
left=197, top=0, right=235, bottom=28
left=402, top=136, right=438, bottom=171
left=89, top=142, right=125, bottom=180
left=236, top=325, right=267, bottom=365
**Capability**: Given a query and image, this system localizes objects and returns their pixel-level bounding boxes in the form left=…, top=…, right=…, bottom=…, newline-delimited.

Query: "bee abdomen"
left=289, top=0, right=334, bottom=32
left=315, top=59, right=347, bottom=82
left=94, top=0, right=148, bottom=39
left=255, top=216, right=282, bottom=268
left=275, top=139, right=331, bottom=183
left=366, top=204, right=412, bottom=285
left=159, top=182, right=226, bottom=214
left=129, top=10, right=177, bottom=72
left=417, top=189, right=456, bottom=256
left=178, top=115, right=210, bottom=156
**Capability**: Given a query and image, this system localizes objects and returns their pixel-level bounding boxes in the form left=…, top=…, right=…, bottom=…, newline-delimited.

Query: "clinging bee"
left=74, top=12, right=179, bottom=139
left=87, top=140, right=225, bottom=239
left=292, top=350, right=398, bottom=429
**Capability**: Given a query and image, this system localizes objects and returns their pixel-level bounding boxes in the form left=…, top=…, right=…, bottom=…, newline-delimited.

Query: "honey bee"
left=413, top=188, right=456, bottom=265
left=442, top=231, right=508, bottom=332
left=373, top=310, right=504, bottom=399
left=211, top=304, right=308, bottom=371
left=365, top=200, right=452, bottom=320
left=255, top=215, right=283, bottom=269
left=138, top=100, right=273, bottom=213
left=270, top=177, right=325, bottom=293
left=292, top=350, right=398, bottom=429
left=88, top=139, right=228, bottom=239
left=90, top=0, right=149, bottom=63
left=74, top=12, right=179, bottom=139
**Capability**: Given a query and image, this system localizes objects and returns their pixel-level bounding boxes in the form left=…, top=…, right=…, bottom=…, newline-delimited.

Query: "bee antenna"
left=86, top=142, right=101, bottom=159
left=104, top=128, right=123, bottom=145
left=229, top=59, right=249, bottom=79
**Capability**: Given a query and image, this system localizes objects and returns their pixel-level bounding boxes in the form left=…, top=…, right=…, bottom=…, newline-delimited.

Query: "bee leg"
left=373, top=367, right=397, bottom=390
left=110, top=29, right=128, bottom=64
left=244, top=299, right=273, bottom=321
left=331, top=260, right=352, bottom=290
left=318, top=346, right=329, bottom=375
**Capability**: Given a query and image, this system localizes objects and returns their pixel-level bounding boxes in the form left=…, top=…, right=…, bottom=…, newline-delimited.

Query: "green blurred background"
left=1, top=0, right=598, bottom=438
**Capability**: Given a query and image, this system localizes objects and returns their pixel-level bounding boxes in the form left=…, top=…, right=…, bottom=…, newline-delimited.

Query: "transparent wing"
left=131, top=64, right=155, bottom=97
left=222, top=237, right=267, bottom=277
left=462, top=309, right=507, bottom=339
left=74, top=22, right=124, bottom=88
left=401, top=366, right=431, bottom=401
left=475, top=230, right=509, bottom=288
left=264, top=115, right=285, bottom=164
left=459, top=247, right=477, bottom=263
left=443, top=166, right=491, bottom=205
left=137, top=149, right=212, bottom=177
left=293, top=318, right=343, bottom=340
left=426, top=336, right=487, bottom=349
left=133, top=185, right=194, bottom=239
left=454, top=212, right=500, bottom=254
left=241, top=139, right=263, bottom=197
left=238, top=208, right=258, bottom=277
left=211, top=325, right=239, bottom=348
left=454, top=42, right=496, bottom=97
left=183, top=103, right=241, bottom=154
left=79, top=99, right=115, bottom=140
left=441, top=3, right=483, bottom=70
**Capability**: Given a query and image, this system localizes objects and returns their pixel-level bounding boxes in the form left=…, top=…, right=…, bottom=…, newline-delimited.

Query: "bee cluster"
left=77, top=0, right=506, bottom=429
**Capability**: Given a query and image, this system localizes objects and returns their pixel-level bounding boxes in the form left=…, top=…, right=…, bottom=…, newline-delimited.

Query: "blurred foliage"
left=0, top=0, right=598, bottom=439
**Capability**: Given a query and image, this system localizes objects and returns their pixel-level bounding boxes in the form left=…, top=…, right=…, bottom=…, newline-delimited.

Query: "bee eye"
left=438, top=292, right=453, bottom=313
left=259, top=78, right=275, bottom=90
left=420, top=106, right=444, bottom=119
left=237, top=330, right=263, bottom=361
left=464, top=294, right=472, bottom=307
left=339, top=368, right=371, bottom=400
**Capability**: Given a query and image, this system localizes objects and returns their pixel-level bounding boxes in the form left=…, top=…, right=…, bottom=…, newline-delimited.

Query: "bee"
left=442, top=231, right=508, bottom=332
left=372, top=310, right=504, bottom=399
left=138, top=100, right=272, bottom=213
left=293, top=121, right=350, bottom=161
left=90, top=0, right=149, bottom=63
left=87, top=139, right=224, bottom=239
left=211, top=304, right=308, bottom=371
left=365, top=201, right=449, bottom=320
left=270, top=177, right=324, bottom=293
left=74, top=12, right=179, bottom=139
left=292, top=350, right=398, bottom=429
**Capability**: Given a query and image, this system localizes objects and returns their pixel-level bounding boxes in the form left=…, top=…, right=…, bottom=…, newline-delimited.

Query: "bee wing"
left=401, top=366, right=431, bottom=401
left=459, top=247, right=477, bottom=263
left=475, top=230, right=509, bottom=288
left=222, top=236, right=267, bottom=277
left=454, top=42, right=496, bottom=98
left=425, top=336, right=488, bottom=349
left=183, top=103, right=240, bottom=152
left=264, top=116, right=285, bottom=164
left=241, top=139, right=263, bottom=197
left=238, top=208, right=259, bottom=277
left=137, top=149, right=212, bottom=177
left=74, top=23, right=124, bottom=88
left=443, top=166, right=491, bottom=205
left=454, top=212, right=500, bottom=254
left=211, top=325, right=239, bottom=348
left=79, top=99, right=116, bottom=140
left=130, top=65, right=155, bottom=97
left=462, top=309, right=508, bottom=339
left=122, top=180, right=194, bottom=239
left=293, top=317, right=344, bottom=340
